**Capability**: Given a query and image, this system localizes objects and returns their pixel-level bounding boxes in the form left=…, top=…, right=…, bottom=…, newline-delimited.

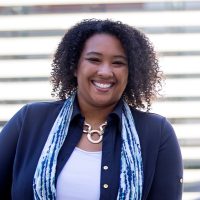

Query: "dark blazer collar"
left=71, top=95, right=123, bottom=131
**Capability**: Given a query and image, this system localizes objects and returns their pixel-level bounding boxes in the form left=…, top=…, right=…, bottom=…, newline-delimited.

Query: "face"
left=75, top=33, right=128, bottom=109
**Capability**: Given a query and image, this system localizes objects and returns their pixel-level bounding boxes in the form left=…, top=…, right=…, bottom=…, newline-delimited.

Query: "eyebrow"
left=86, top=51, right=127, bottom=60
left=86, top=52, right=101, bottom=56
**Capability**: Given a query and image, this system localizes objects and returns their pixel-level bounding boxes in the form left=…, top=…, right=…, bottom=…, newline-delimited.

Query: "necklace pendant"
left=87, top=130, right=103, bottom=144
left=83, top=121, right=107, bottom=144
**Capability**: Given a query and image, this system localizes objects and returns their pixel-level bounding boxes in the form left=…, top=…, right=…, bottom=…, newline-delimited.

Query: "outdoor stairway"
left=0, top=1, right=200, bottom=199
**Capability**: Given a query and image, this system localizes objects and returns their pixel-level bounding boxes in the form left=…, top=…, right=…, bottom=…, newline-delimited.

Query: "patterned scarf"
left=33, top=95, right=143, bottom=199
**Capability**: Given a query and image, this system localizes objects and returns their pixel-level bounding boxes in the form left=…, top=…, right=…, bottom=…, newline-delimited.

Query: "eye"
left=113, top=61, right=126, bottom=66
left=86, top=57, right=100, bottom=63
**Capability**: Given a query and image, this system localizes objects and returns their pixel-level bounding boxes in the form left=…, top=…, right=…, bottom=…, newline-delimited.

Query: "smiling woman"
left=0, top=19, right=183, bottom=200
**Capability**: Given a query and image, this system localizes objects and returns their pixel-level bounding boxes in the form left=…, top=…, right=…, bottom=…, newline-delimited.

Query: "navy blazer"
left=0, top=100, right=183, bottom=200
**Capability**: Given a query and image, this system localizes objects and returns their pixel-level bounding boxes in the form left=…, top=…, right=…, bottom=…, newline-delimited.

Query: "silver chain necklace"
left=83, top=121, right=107, bottom=144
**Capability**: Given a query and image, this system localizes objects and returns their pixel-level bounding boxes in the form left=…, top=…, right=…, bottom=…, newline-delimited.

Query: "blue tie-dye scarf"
left=33, top=94, right=143, bottom=199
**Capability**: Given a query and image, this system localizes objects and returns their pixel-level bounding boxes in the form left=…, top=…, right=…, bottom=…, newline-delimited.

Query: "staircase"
left=0, top=1, right=200, bottom=199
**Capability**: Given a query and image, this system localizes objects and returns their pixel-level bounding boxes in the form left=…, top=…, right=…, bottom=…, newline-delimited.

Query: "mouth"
left=92, top=81, right=114, bottom=89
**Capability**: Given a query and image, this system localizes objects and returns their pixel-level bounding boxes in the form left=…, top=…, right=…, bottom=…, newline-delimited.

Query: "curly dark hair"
left=51, top=19, right=162, bottom=111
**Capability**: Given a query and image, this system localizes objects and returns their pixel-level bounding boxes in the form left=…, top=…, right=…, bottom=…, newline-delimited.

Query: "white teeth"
left=93, top=81, right=112, bottom=89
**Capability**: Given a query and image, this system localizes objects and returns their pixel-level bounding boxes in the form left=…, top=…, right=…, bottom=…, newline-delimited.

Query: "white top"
left=56, top=147, right=102, bottom=200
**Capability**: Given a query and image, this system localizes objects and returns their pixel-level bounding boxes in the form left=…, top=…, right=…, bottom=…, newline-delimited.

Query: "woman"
left=0, top=19, right=183, bottom=200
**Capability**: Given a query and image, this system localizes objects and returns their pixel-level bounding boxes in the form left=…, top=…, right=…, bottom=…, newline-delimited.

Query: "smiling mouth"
left=92, top=81, right=113, bottom=89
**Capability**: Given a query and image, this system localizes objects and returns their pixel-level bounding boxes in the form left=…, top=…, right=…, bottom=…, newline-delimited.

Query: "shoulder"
left=130, top=107, right=166, bottom=127
left=6, top=100, right=65, bottom=128
left=2, top=100, right=66, bottom=140
left=20, top=100, right=65, bottom=117
left=130, top=107, right=176, bottom=146
left=25, top=100, right=65, bottom=111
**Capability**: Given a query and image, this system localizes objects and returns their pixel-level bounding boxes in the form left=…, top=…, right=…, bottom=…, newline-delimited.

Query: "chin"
left=92, top=98, right=117, bottom=108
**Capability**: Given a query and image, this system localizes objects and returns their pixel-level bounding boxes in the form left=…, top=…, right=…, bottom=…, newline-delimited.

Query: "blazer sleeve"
left=0, top=105, right=27, bottom=199
left=147, top=118, right=183, bottom=200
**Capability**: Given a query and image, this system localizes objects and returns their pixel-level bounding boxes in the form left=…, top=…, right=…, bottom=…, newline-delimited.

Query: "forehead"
left=81, top=33, right=126, bottom=55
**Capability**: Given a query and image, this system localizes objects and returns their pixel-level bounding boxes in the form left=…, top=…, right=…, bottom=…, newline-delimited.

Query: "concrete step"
left=1, top=123, right=200, bottom=167
left=0, top=111, right=199, bottom=136
left=151, top=101, right=200, bottom=119
left=181, top=147, right=200, bottom=168
left=160, top=56, right=200, bottom=75
left=1, top=1, right=199, bottom=16
left=0, top=11, right=200, bottom=31
left=1, top=57, right=200, bottom=79
left=184, top=169, right=200, bottom=192
left=0, top=82, right=52, bottom=101
left=158, top=78, right=200, bottom=98
left=1, top=98, right=200, bottom=120
left=179, top=139, right=200, bottom=147
left=183, top=192, right=200, bottom=200
left=0, top=59, right=51, bottom=78
left=1, top=115, right=199, bottom=141
left=1, top=26, right=200, bottom=38
left=1, top=78, right=200, bottom=99
left=174, top=125, right=200, bottom=146
left=1, top=34, right=200, bottom=56
left=1, top=0, right=200, bottom=6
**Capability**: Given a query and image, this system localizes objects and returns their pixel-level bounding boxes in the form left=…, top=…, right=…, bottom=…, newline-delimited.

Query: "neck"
left=77, top=99, right=117, bottom=126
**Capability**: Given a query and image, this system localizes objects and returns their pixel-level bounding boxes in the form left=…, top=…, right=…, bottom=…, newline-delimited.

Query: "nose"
left=96, top=63, right=113, bottom=78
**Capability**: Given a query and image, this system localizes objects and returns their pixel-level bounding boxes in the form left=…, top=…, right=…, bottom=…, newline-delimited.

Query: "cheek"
left=76, top=61, right=94, bottom=76
left=121, top=69, right=128, bottom=84
left=76, top=66, right=85, bottom=81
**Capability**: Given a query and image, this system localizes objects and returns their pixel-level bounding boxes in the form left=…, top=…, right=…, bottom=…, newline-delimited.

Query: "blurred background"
left=0, top=0, right=200, bottom=199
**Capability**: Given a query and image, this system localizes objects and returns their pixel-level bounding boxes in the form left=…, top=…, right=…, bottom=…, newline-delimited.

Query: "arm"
left=147, top=118, right=183, bottom=200
left=0, top=106, right=27, bottom=199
